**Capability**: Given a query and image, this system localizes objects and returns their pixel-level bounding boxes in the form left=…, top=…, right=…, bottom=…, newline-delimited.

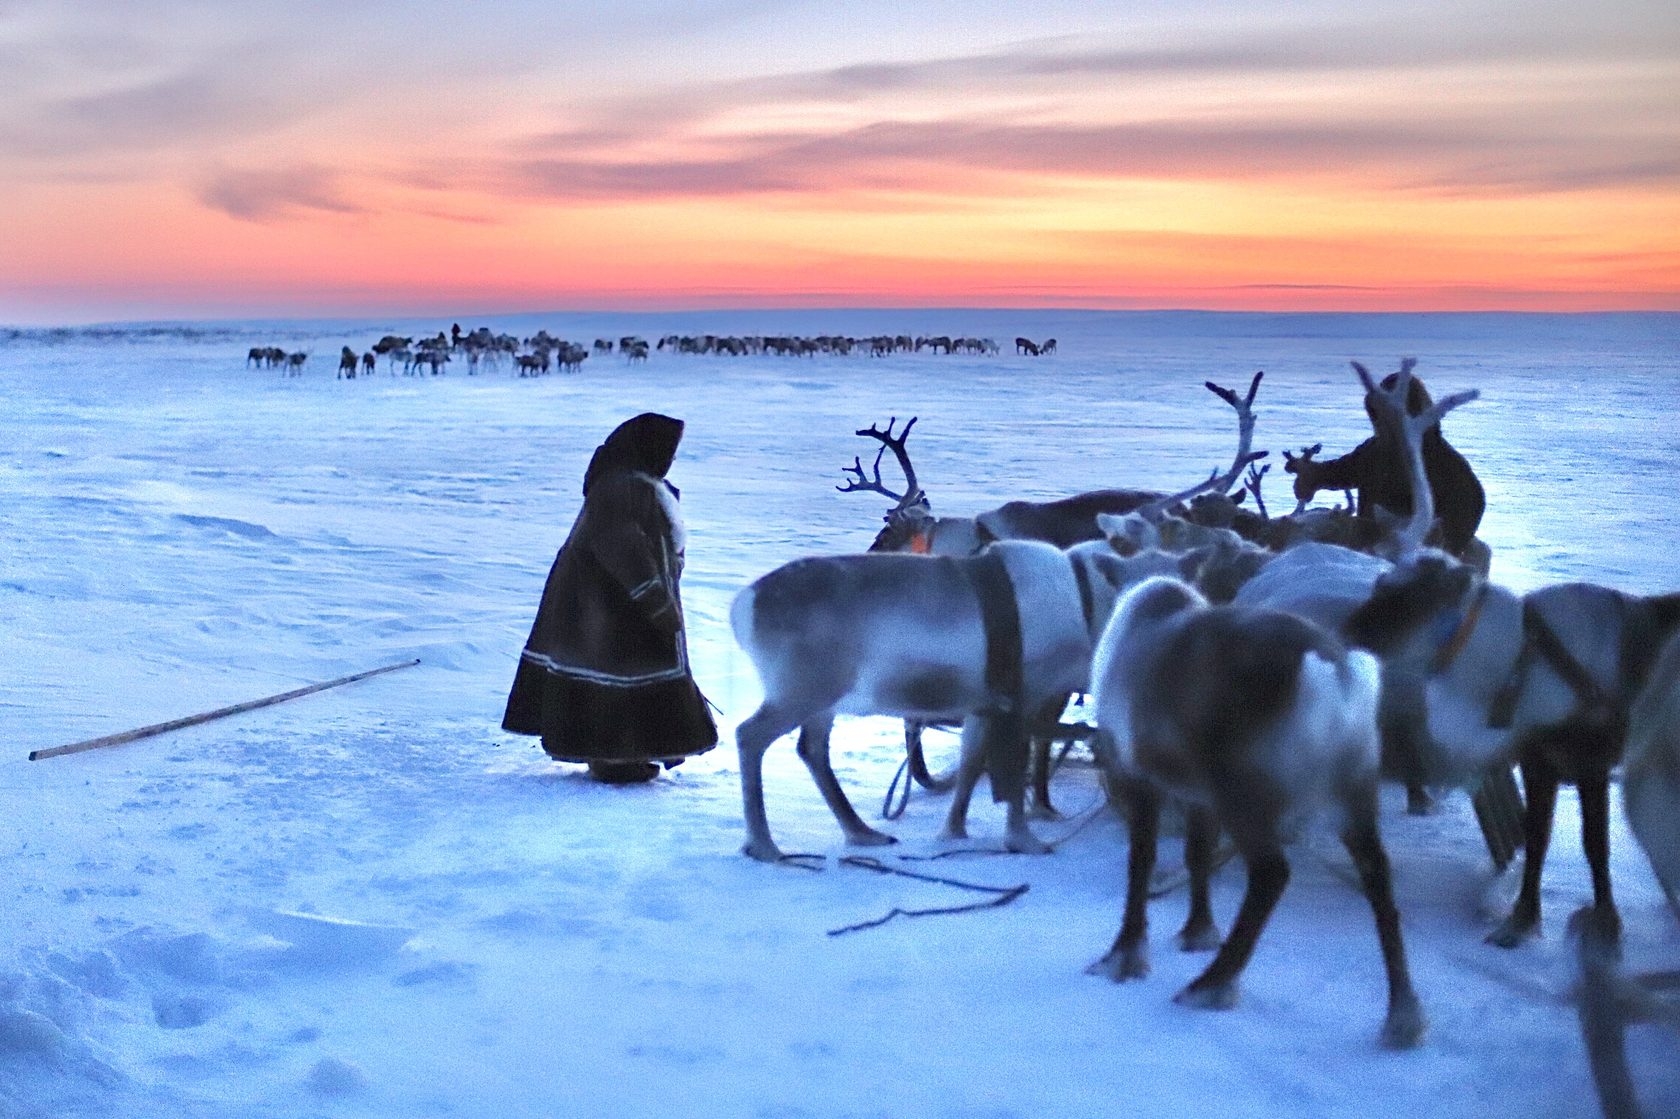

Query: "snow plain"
left=3, top=309, right=1678, bottom=1118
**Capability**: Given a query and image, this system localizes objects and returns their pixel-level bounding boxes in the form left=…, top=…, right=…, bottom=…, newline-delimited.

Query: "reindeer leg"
left=1177, top=806, right=1223, bottom=952
left=795, top=718, right=895, bottom=848
left=1489, top=755, right=1559, bottom=947
left=736, top=705, right=800, bottom=862
left=1004, top=792, right=1052, bottom=855
left=1177, top=804, right=1289, bottom=1010
left=1341, top=780, right=1425, bottom=1049
left=939, top=717, right=988, bottom=841
left=992, top=711, right=1050, bottom=855
left=1089, top=777, right=1159, bottom=981
left=1028, top=696, right=1070, bottom=821
left=1379, top=671, right=1435, bottom=815
left=1028, top=738, right=1059, bottom=820
left=1577, top=768, right=1622, bottom=945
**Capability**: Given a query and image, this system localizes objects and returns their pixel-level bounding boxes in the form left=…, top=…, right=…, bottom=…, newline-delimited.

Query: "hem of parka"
left=501, top=659, right=718, bottom=764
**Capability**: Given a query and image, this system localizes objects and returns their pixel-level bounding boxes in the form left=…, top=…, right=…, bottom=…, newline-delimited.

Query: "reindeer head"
left=838, top=416, right=935, bottom=553
left=1282, top=443, right=1324, bottom=508
left=870, top=493, right=937, bottom=553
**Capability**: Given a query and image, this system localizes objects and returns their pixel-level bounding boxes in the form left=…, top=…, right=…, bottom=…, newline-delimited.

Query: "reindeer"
left=284, top=351, right=308, bottom=376
left=1040, top=338, right=1057, bottom=355
left=1015, top=337, right=1041, bottom=356
left=1566, top=633, right=1680, bottom=1119
left=1086, top=572, right=1425, bottom=1049
left=841, top=378, right=1266, bottom=814
left=853, top=373, right=1266, bottom=560
left=361, top=351, right=376, bottom=377
left=1624, top=631, right=1680, bottom=920
left=731, top=533, right=1139, bottom=861
left=1322, top=362, right=1680, bottom=947
left=413, top=349, right=450, bottom=375
left=338, top=346, right=358, bottom=379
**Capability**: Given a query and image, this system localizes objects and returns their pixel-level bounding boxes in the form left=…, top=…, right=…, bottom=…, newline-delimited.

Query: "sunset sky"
left=2, top=0, right=1676, bottom=322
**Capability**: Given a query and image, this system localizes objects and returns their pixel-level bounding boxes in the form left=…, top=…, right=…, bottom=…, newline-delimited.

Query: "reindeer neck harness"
left=1429, top=578, right=1491, bottom=676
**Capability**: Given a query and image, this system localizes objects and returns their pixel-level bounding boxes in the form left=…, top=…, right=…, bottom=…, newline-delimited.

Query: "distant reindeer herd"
left=244, top=324, right=1056, bottom=378
left=730, top=357, right=1680, bottom=1090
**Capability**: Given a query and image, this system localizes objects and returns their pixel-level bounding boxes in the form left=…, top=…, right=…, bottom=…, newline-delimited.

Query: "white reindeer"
left=1625, top=631, right=1680, bottom=921
left=730, top=537, right=1137, bottom=862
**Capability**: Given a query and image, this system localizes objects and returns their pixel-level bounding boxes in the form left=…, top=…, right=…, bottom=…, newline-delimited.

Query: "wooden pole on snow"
left=27, top=658, right=422, bottom=761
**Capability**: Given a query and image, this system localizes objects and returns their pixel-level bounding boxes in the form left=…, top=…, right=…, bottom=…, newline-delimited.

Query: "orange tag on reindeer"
left=910, top=531, right=932, bottom=554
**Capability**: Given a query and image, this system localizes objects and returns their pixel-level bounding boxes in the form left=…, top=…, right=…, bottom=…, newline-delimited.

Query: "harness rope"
left=826, top=858, right=1030, bottom=936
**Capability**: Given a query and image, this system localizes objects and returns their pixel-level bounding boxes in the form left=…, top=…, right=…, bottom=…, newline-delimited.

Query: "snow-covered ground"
left=3, top=310, right=1677, bottom=1118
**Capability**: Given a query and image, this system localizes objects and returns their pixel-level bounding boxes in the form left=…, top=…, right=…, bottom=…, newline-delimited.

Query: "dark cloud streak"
left=199, top=165, right=365, bottom=222
left=500, top=115, right=1680, bottom=204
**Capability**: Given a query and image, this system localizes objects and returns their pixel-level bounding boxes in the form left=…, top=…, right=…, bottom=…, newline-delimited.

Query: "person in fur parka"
left=502, top=412, right=717, bottom=783
left=1286, top=369, right=1487, bottom=563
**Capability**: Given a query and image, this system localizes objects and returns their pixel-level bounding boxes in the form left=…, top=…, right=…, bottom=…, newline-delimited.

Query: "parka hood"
left=583, top=413, right=684, bottom=495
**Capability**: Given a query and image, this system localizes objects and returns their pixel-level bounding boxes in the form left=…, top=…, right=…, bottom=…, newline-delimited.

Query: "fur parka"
left=501, top=413, right=718, bottom=766
left=1308, top=372, right=1486, bottom=558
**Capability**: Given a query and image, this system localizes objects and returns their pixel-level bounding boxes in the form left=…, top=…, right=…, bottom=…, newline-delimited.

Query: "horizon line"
left=5, top=304, right=1678, bottom=332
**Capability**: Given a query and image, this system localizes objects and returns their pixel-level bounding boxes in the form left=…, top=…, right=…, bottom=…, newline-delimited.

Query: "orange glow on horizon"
left=5, top=171, right=1672, bottom=323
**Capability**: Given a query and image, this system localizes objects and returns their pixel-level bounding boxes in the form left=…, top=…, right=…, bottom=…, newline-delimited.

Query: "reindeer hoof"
left=1005, top=829, right=1052, bottom=856
left=1176, top=920, right=1223, bottom=953
left=1485, top=915, right=1540, bottom=949
left=1405, top=787, right=1438, bottom=816
left=741, top=839, right=785, bottom=864
left=1086, top=947, right=1148, bottom=982
left=1174, top=981, right=1238, bottom=1010
left=846, top=829, right=898, bottom=848
left=1380, top=999, right=1427, bottom=1050
left=1565, top=904, right=1623, bottom=947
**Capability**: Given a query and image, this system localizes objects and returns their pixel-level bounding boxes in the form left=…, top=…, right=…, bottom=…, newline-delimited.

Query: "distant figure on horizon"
left=501, top=413, right=717, bottom=783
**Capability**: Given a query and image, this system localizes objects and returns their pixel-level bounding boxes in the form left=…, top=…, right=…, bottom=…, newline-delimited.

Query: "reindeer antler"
left=1134, top=467, right=1229, bottom=524
left=837, top=416, right=924, bottom=509
left=1243, top=461, right=1271, bottom=519
left=1353, top=358, right=1478, bottom=556
left=1281, top=443, right=1323, bottom=475
left=1204, top=370, right=1268, bottom=493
